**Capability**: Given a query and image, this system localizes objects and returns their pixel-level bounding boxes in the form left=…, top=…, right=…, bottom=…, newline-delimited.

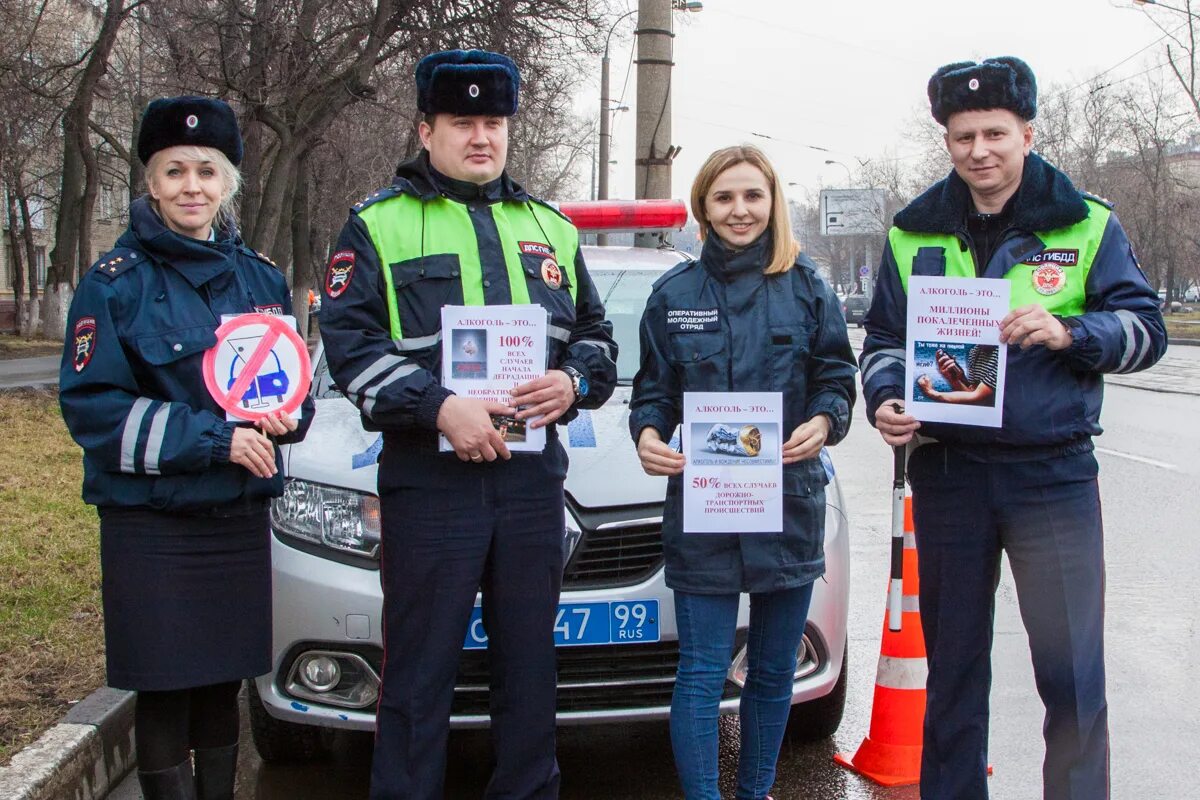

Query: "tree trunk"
left=239, top=117, right=265, bottom=245
left=44, top=0, right=129, bottom=338
left=251, top=141, right=298, bottom=257
left=5, top=188, right=25, bottom=311
left=290, top=154, right=313, bottom=340
left=18, top=194, right=37, bottom=302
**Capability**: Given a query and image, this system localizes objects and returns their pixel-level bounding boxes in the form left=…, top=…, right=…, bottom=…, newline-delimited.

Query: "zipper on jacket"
left=955, top=226, right=1020, bottom=278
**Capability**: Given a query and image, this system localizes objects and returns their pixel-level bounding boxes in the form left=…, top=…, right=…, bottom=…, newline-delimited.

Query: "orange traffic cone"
left=834, top=497, right=926, bottom=786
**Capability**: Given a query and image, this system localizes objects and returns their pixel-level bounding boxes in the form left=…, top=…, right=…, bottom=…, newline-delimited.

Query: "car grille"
left=563, top=497, right=665, bottom=589
left=452, top=636, right=744, bottom=715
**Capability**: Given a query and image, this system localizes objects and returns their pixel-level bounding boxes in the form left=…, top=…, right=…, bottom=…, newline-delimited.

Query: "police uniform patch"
left=1032, top=264, right=1066, bottom=295
left=541, top=258, right=562, bottom=289
left=73, top=317, right=97, bottom=372
left=325, top=250, right=355, bottom=298
left=519, top=241, right=554, bottom=258
left=254, top=304, right=284, bottom=315
left=666, top=308, right=720, bottom=333
left=1022, top=249, right=1079, bottom=267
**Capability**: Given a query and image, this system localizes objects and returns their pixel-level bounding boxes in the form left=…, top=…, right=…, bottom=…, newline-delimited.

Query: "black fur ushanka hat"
left=137, top=96, right=243, bottom=166
left=415, top=49, right=520, bottom=117
left=927, top=57, right=1037, bottom=126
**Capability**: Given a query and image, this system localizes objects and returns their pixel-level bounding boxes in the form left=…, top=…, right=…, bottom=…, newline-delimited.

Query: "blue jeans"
left=670, top=584, right=814, bottom=800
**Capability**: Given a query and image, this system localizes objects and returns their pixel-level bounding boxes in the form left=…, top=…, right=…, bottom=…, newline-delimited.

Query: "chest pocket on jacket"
left=768, top=323, right=813, bottom=392
left=912, top=247, right=947, bottom=277
left=134, top=324, right=217, bottom=366
left=519, top=253, right=575, bottom=326
left=390, top=254, right=465, bottom=335
left=668, top=330, right=726, bottom=388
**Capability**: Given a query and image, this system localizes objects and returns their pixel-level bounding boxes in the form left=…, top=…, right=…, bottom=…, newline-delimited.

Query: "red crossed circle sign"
left=202, top=313, right=311, bottom=422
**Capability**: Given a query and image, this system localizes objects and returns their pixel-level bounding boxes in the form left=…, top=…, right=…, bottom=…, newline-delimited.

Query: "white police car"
left=249, top=201, right=851, bottom=760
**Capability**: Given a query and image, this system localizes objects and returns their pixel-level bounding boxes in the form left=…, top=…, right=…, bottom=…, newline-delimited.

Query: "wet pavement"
left=107, top=333, right=1200, bottom=799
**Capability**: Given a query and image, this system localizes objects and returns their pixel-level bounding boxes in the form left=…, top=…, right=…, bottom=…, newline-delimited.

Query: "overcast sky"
left=575, top=0, right=1182, bottom=202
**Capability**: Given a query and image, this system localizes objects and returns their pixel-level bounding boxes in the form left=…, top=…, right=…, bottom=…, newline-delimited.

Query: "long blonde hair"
left=690, top=145, right=800, bottom=275
left=145, top=145, right=243, bottom=233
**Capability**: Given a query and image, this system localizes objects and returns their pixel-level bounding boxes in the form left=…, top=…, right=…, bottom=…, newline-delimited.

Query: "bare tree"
left=43, top=0, right=138, bottom=337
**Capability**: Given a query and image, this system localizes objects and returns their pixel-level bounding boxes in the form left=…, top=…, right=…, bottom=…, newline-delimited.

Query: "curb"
left=0, top=688, right=135, bottom=800
left=1167, top=337, right=1200, bottom=347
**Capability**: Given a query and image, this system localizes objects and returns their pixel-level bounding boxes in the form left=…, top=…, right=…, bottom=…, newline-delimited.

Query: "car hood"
left=282, top=397, right=381, bottom=495
left=282, top=389, right=670, bottom=508
left=562, top=386, right=668, bottom=509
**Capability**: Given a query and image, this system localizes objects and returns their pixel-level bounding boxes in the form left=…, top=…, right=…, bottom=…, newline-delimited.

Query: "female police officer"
left=629, top=145, right=856, bottom=800
left=59, top=96, right=313, bottom=800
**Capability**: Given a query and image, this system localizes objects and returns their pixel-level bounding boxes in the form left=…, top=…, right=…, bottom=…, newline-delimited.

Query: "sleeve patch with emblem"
left=73, top=316, right=98, bottom=372
left=325, top=250, right=355, bottom=298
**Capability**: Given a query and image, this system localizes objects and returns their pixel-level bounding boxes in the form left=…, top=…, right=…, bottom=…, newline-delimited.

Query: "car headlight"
left=271, top=479, right=381, bottom=559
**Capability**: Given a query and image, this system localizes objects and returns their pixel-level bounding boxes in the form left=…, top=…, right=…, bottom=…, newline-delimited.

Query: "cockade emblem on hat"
left=186, top=114, right=199, bottom=128
left=968, top=78, right=980, bottom=91
left=468, top=84, right=480, bottom=98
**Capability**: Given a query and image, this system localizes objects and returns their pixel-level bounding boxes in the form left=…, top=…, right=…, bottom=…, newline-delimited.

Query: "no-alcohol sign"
left=202, top=313, right=311, bottom=422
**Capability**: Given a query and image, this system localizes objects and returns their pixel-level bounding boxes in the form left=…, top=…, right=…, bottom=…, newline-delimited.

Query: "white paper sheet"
left=440, top=305, right=548, bottom=453
left=682, top=392, right=783, bottom=534
left=904, top=276, right=1010, bottom=428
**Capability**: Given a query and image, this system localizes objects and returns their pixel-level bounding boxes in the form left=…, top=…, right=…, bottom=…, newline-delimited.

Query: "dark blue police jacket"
left=59, top=196, right=314, bottom=513
left=628, top=233, right=858, bottom=593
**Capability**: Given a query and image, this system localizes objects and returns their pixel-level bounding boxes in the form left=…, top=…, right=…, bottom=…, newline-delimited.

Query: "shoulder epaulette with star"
left=242, top=246, right=280, bottom=270
left=89, top=248, right=145, bottom=281
left=352, top=184, right=407, bottom=214
left=1081, top=191, right=1114, bottom=210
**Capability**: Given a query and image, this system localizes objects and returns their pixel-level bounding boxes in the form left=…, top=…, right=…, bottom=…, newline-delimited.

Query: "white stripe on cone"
left=875, top=654, right=928, bottom=691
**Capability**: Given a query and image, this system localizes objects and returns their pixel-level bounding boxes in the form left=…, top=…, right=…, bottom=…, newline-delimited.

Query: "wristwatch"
left=561, top=366, right=589, bottom=403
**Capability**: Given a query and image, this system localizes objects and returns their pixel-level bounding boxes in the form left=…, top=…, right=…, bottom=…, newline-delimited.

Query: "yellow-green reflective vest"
left=888, top=198, right=1111, bottom=318
left=357, top=194, right=580, bottom=341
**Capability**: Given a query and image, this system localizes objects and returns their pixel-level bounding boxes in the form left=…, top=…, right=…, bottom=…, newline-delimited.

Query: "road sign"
left=820, top=189, right=886, bottom=236
left=859, top=265, right=871, bottom=277
left=202, top=313, right=311, bottom=422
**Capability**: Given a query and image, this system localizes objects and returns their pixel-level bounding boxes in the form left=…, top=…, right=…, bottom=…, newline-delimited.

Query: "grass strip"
left=0, top=388, right=104, bottom=765
left=0, top=335, right=63, bottom=361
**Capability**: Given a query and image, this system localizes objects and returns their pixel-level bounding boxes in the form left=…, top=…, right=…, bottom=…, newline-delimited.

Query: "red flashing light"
left=557, top=200, right=689, bottom=233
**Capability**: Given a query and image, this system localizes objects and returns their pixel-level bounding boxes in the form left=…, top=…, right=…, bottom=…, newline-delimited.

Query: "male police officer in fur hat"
left=861, top=58, right=1165, bottom=799
left=319, top=50, right=617, bottom=799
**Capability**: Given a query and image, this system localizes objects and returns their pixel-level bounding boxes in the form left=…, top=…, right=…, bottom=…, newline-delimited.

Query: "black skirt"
left=98, top=506, right=272, bottom=691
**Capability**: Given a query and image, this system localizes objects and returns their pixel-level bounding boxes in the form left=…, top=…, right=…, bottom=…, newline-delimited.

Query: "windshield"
left=591, top=268, right=662, bottom=383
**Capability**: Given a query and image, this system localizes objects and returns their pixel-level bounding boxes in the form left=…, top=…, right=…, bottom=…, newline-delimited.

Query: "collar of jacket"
left=120, top=195, right=240, bottom=287
left=892, top=151, right=1089, bottom=235
left=700, top=229, right=773, bottom=283
left=392, top=150, right=530, bottom=204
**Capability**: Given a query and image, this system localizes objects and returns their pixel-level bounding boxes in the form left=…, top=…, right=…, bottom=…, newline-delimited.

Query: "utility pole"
left=634, top=0, right=676, bottom=247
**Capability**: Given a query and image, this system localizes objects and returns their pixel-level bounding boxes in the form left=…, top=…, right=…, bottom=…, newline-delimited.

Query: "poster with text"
left=682, top=392, right=783, bottom=534
left=440, top=304, right=547, bottom=453
left=905, top=276, right=1010, bottom=428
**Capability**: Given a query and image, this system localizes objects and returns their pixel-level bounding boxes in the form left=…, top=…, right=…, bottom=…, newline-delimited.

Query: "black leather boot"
left=137, top=759, right=197, bottom=800
left=192, top=742, right=239, bottom=800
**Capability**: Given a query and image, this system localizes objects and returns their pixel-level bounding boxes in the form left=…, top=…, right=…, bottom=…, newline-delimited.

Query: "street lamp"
left=598, top=9, right=639, bottom=205
left=824, top=159, right=853, bottom=186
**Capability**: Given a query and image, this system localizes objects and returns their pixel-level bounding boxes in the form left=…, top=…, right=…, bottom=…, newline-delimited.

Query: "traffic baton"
left=887, top=402, right=906, bottom=632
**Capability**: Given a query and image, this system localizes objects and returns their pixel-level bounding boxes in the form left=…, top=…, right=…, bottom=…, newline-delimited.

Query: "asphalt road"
left=97, top=334, right=1200, bottom=799
left=0, top=355, right=58, bottom=389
